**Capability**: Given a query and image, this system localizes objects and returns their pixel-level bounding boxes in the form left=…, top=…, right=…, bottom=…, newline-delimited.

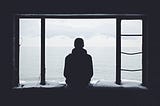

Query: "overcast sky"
left=19, top=19, right=142, bottom=47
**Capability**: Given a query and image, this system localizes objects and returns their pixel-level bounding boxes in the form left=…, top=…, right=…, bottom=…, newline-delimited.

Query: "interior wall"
left=1, top=0, right=160, bottom=105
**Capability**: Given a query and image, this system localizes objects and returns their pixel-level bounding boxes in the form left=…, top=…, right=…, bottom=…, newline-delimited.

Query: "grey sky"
left=45, top=19, right=116, bottom=38
left=19, top=18, right=142, bottom=47
left=20, top=19, right=41, bottom=37
left=20, top=19, right=117, bottom=38
left=20, top=19, right=142, bottom=38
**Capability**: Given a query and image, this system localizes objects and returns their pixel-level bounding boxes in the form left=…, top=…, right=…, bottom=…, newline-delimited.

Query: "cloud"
left=19, top=19, right=142, bottom=48
left=121, top=36, right=142, bottom=47
left=20, top=19, right=41, bottom=37
left=121, top=20, right=142, bottom=35
left=45, top=19, right=116, bottom=38
left=20, top=18, right=116, bottom=38
left=20, top=36, right=41, bottom=47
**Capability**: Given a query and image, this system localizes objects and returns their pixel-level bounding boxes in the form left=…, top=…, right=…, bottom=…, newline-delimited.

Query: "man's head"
left=74, top=38, right=84, bottom=48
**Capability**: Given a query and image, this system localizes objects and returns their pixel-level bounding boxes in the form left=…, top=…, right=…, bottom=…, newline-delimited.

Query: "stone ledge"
left=13, top=79, right=147, bottom=90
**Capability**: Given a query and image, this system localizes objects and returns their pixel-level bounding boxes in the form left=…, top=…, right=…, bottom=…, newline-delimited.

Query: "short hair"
left=74, top=38, right=84, bottom=48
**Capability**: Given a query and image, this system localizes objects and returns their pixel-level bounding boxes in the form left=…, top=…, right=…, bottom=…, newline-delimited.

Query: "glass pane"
left=121, top=20, right=142, bottom=35
left=45, top=19, right=116, bottom=82
left=19, top=19, right=41, bottom=84
left=121, top=36, right=142, bottom=82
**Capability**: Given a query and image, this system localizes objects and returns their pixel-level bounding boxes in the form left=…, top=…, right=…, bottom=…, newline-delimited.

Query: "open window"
left=45, top=19, right=116, bottom=83
left=12, top=14, right=148, bottom=88
left=121, top=20, right=142, bottom=82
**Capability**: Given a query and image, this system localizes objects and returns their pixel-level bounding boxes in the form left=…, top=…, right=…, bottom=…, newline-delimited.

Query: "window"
left=45, top=19, right=116, bottom=82
left=19, top=19, right=41, bottom=83
left=121, top=20, right=142, bottom=82
left=12, top=14, right=148, bottom=87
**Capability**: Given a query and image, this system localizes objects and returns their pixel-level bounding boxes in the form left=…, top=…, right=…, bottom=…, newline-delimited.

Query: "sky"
left=19, top=18, right=142, bottom=47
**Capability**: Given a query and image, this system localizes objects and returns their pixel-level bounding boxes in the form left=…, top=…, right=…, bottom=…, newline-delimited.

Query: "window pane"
left=19, top=19, right=41, bottom=84
left=121, top=20, right=142, bottom=35
left=121, top=36, right=142, bottom=82
left=45, top=19, right=116, bottom=82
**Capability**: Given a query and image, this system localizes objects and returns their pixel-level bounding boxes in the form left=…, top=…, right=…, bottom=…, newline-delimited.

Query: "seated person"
left=64, top=38, right=93, bottom=88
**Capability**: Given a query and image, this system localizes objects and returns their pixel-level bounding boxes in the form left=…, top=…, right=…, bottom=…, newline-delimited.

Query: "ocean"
left=19, top=47, right=142, bottom=83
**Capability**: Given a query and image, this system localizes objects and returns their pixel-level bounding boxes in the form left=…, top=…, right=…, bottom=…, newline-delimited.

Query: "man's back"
left=64, top=48, right=93, bottom=88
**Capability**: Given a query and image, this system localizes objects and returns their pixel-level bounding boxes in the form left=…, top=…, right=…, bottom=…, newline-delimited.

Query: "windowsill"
left=13, top=79, right=147, bottom=90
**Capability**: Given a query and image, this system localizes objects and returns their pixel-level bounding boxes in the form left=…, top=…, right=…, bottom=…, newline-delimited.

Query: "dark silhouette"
left=64, top=38, right=93, bottom=88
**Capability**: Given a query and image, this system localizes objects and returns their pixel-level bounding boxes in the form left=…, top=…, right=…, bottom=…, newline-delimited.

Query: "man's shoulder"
left=86, top=54, right=92, bottom=59
left=66, top=54, right=72, bottom=58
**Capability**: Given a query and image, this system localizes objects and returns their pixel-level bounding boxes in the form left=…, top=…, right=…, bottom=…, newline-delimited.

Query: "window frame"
left=12, top=14, right=148, bottom=87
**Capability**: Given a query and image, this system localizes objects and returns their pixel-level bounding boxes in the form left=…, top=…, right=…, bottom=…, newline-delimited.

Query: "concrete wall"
left=1, top=0, right=160, bottom=105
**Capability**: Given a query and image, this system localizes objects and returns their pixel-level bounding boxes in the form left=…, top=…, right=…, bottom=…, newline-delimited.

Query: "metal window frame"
left=12, top=14, right=148, bottom=87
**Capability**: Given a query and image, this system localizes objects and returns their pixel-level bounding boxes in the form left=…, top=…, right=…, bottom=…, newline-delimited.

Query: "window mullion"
left=13, top=16, right=20, bottom=87
left=40, top=17, right=46, bottom=85
left=116, top=18, right=121, bottom=84
left=142, top=17, right=148, bottom=86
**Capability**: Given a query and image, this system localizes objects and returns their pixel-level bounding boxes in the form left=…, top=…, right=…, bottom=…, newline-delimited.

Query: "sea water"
left=19, top=47, right=142, bottom=83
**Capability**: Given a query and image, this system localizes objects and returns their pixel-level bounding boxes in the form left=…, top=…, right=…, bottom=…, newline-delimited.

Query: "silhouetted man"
left=64, top=38, right=93, bottom=88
